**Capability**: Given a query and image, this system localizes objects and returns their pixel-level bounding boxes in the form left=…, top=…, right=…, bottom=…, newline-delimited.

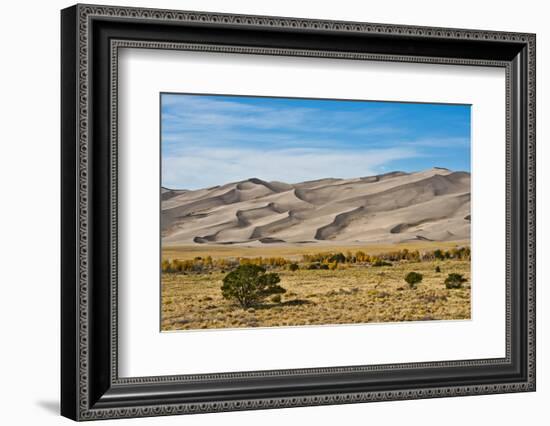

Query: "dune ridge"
left=161, top=168, right=470, bottom=246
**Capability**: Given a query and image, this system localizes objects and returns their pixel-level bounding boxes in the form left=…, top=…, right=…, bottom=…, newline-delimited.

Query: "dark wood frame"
left=61, top=4, right=536, bottom=421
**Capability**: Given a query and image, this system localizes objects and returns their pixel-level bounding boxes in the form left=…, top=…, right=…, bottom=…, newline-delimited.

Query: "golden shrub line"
left=302, top=247, right=470, bottom=264
left=161, top=247, right=470, bottom=274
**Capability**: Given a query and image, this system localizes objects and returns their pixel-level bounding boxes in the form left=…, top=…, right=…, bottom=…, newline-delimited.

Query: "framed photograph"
left=61, top=4, right=536, bottom=421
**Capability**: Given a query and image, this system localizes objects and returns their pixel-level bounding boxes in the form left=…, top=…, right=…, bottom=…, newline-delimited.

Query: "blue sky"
left=161, top=93, right=470, bottom=190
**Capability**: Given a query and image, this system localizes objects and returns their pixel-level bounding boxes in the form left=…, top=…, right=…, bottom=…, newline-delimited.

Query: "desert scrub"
left=221, top=264, right=285, bottom=308
left=445, top=273, right=467, bottom=289
left=161, top=255, right=470, bottom=331
left=404, top=271, right=423, bottom=289
left=271, top=294, right=282, bottom=303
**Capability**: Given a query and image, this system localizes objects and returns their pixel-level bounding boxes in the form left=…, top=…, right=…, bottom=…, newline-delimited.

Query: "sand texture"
left=161, top=168, right=470, bottom=246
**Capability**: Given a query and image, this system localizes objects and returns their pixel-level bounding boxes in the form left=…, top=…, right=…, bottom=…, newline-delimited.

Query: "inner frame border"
left=111, top=40, right=511, bottom=384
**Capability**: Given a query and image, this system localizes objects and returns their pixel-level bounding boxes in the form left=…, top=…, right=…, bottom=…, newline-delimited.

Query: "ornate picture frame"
left=61, top=4, right=535, bottom=421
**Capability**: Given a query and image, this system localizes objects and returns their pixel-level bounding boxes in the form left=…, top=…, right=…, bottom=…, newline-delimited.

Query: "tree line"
left=161, top=246, right=470, bottom=274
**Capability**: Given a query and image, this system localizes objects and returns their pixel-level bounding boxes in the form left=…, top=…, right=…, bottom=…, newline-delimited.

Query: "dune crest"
left=161, top=169, right=470, bottom=245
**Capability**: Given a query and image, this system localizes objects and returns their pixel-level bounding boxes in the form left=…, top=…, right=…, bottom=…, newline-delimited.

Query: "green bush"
left=221, top=264, right=285, bottom=309
left=404, top=271, right=423, bottom=288
left=434, top=249, right=444, bottom=260
left=288, top=263, right=299, bottom=271
left=271, top=294, right=282, bottom=303
left=435, top=265, right=441, bottom=273
left=445, top=273, right=467, bottom=289
left=329, top=252, right=346, bottom=263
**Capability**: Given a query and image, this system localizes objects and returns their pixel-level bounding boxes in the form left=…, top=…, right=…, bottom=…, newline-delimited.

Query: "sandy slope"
left=161, top=168, right=470, bottom=245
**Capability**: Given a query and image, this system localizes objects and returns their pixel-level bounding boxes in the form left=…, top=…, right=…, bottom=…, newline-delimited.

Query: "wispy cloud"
left=399, top=137, right=471, bottom=148
left=162, top=147, right=420, bottom=189
left=162, top=94, right=399, bottom=141
left=161, top=94, right=471, bottom=189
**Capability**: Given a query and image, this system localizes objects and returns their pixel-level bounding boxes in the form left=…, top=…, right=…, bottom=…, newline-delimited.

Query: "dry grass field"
left=161, top=242, right=470, bottom=331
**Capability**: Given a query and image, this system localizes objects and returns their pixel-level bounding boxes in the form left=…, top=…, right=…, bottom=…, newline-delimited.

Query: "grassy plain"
left=161, top=242, right=470, bottom=331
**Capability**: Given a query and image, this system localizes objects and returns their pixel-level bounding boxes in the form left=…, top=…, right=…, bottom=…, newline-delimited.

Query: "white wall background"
left=0, top=0, right=546, bottom=424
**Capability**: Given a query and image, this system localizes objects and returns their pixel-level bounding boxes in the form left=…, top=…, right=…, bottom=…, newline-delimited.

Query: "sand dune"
left=161, top=168, right=470, bottom=245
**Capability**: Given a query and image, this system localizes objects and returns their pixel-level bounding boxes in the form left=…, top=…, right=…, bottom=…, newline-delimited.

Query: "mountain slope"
left=161, top=168, right=470, bottom=246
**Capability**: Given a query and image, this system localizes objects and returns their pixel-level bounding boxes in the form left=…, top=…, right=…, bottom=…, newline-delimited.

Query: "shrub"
left=355, top=250, right=367, bottom=262
left=288, top=263, right=299, bottom=271
left=435, top=265, right=441, bottom=273
left=329, top=252, right=346, bottom=263
left=271, top=294, right=282, bottom=303
left=372, top=258, right=392, bottom=267
left=408, top=250, right=421, bottom=262
left=161, top=259, right=171, bottom=273
left=445, top=273, right=467, bottom=289
left=221, top=264, right=285, bottom=309
left=404, top=272, right=423, bottom=288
